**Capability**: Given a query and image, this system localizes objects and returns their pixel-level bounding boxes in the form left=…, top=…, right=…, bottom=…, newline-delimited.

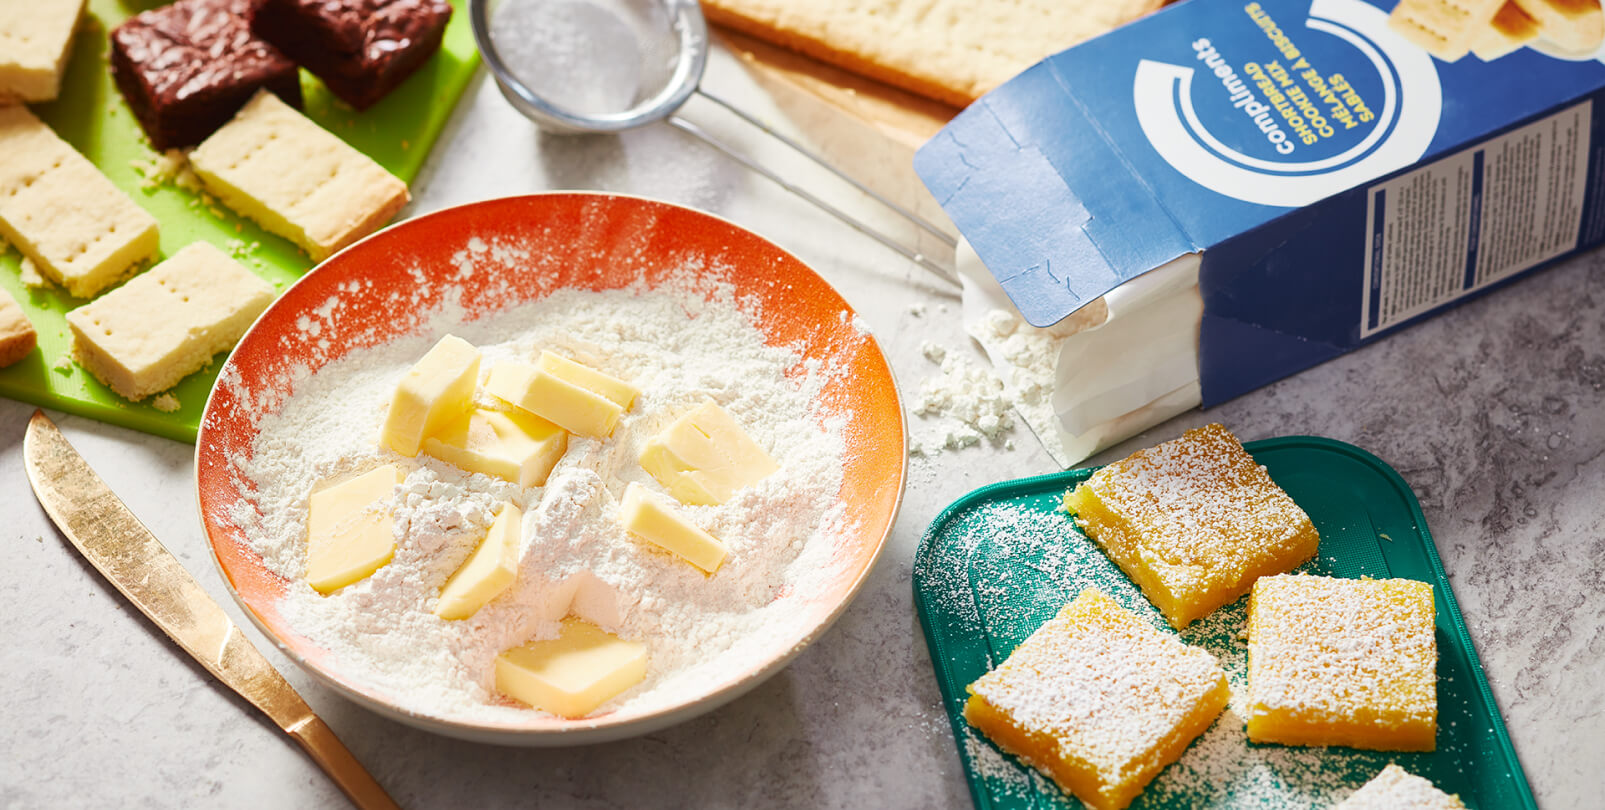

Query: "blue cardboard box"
left=915, top=0, right=1605, bottom=406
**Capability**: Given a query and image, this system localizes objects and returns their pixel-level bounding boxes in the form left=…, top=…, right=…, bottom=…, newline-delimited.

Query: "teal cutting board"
left=913, top=436, right=1535, bottom=809
left=0, top=0, right=479, bottom=442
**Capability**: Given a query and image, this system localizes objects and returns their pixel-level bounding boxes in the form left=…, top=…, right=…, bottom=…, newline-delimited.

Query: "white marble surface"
left=3, top=42, right=1603, bottom=810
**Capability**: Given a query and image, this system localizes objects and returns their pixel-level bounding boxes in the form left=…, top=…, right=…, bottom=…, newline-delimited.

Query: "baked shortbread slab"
left=189, top=90, right=409, bottom=262
left=701, top=0, right=1163, bottom=107
left=66, top=242, right=275, bottom=400
left=0, top=105, right=160, bottom=298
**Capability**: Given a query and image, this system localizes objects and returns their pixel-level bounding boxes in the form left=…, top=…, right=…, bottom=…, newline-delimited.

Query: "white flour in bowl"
left=228, top=267, right=861, bottom=723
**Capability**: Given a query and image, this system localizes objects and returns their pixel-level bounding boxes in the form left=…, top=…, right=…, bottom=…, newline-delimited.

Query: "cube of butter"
left=188, top=91, right=409, bottom=261
left=495, top=618, right=648, bottom=718
left=618, top=482, right=727, bottom=573
left=306, top=465, right=400, bottom=594
left=0, top=1, right=86, bottom=103
left=485, top=362, right=622, bottom=439
left=65, top=242, right=275, bottom=400
left=380, top=334, right=480, bottom=457
left=640, top=399, right=779, bottom=505
left=536, top=350, right=638, bottom=408
left=0, top=105, right=160, bottom=298
left=421, top=406, right=567, bottom=488
left=435, top=503, right=521, bottom=620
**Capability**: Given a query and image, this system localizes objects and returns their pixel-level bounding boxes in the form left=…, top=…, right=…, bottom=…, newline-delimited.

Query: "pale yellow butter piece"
left=485, top=362, right=622, bottom=439
left=65, top=242, right=275, bottom=400
left=0, top=105, right=160, bottom=298
left=435, top=503, right=522, bottom=620
left=618, top=482, right=727, bottom=573
left=495, top=618, right=648, bottom=718
left=640, top=399, right=779, bottom=506
left=0, top=287, right=37, bottom=368
left=307, top=465, right=400, bottom=594
left=0, top=0, right=85, bottom=103
left=535, top=351, right=638, bottom=408
left=421, top=406, right=567, bottom=488
left=380, top=335, right=480, bottom=457
left=188, top=91, right=409, bottom=262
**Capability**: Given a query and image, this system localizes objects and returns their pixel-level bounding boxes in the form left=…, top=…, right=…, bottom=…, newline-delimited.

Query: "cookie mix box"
left=915, top=0, right=1605, bottom=410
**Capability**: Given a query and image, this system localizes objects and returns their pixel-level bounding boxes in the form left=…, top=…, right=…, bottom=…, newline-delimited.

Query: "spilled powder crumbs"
left=908, top=341, right=1017, bottom=456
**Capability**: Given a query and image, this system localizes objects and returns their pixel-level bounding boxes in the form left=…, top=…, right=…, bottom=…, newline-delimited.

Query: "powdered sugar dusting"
left=918, top=491, right=1398, bottom=808
left=1247, top=574, right=1437, bottom=728
left=227, top=255, right=867, bottom=722
left=1070, top=423, right=1318, bottom=623
left=1335, top=763, right=1467, bottom=809
left=968, top=589, right=1226, bottom=779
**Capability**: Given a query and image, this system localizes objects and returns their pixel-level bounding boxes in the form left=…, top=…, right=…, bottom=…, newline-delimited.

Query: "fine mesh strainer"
left=469, top=0, right=958, bottom=282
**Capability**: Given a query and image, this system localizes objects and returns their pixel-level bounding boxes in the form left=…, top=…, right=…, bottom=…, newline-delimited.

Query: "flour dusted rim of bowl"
left=193, top=192, right=908, bottom=744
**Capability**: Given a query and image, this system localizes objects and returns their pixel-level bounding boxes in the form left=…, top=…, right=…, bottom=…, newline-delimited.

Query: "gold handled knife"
left=23, top=411, right=401, bottom=810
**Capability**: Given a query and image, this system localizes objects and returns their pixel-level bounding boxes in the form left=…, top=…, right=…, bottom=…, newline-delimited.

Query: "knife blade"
left=23, top=411, right=400, bottom=810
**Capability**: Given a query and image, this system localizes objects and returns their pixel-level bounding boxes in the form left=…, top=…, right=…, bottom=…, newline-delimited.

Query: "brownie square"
left=251, top=0, right=452, bottom=110
left=110, top=0, right=302, bottom=151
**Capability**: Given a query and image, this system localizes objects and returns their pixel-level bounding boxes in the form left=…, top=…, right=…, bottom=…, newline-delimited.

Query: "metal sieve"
left=468, top=0, right=957, bottom=282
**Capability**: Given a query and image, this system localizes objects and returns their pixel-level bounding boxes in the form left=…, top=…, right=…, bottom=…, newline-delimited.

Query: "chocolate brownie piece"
left=251, top=0, right=452, bottom=110
left=110, top=0, right=302, bottom=151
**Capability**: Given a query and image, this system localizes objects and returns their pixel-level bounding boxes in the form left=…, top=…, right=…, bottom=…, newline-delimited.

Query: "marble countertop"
left=3, top=40, right=1602, bottom=810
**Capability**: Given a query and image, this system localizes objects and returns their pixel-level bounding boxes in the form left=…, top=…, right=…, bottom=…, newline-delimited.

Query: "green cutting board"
left=0, top=0, right=479, bottom=442
left=914, top=437, right=1535, bottom=810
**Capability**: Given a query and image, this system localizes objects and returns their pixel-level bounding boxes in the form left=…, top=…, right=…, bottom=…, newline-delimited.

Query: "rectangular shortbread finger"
left=188, top=90, right=410, bottom=262
left=0, top=288, right=38, bottom=368
left=964, top=588, right=1228, bottom=810
left=0, top=105, right=161, bottom=298
left=1386, top=0, right=1507, bottom=61
left=0, top=0, right=87, bottom=103
left=66, top=242, right=275, bottom=400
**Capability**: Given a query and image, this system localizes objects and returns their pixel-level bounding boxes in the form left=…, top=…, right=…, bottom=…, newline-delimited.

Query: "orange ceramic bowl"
left=195, top=193, right=907, bottom=745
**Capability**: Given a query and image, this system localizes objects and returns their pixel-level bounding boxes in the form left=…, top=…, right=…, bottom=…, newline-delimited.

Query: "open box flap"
left=915, top=0, right=1605, bottom=331
left=916, top=60, right=1196, bottom=327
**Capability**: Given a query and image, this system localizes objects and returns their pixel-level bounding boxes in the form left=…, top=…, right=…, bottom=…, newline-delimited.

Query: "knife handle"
left=288, top=715, right=403, bottom=810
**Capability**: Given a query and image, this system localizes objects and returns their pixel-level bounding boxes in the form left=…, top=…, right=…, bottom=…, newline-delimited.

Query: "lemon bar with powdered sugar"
left=964, top=588, right=1228, bottom=810
left=1247, top=574, right=1438, bottom=751
left=1063, top=423, right=1319, bottom=629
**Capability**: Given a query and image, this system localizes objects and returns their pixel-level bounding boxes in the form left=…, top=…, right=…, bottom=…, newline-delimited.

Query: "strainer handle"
left=696, top=89, right=958, bottom=251
left=668, top=114, right=959, bottom=284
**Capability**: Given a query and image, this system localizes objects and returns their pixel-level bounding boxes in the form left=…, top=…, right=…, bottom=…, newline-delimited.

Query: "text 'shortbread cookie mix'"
left=917, top=0, right=1605, bottom=408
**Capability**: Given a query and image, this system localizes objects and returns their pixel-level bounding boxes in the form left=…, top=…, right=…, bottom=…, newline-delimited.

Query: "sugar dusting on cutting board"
left=222, top=239, right=868, bottom=722
left=916, top=497, right=1398, bottom=808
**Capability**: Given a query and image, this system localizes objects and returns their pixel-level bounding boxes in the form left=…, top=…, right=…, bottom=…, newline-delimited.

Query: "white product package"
left=959, top=239, right=1203, bottom=466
